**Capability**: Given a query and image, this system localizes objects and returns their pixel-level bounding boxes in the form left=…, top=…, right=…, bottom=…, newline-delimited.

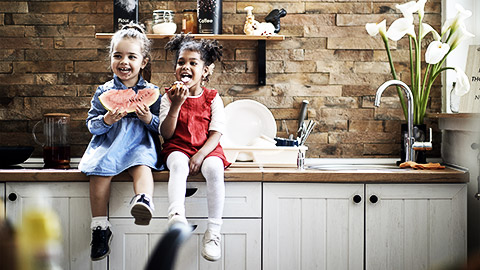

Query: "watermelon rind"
left=99, top=88, right=160, bottom=113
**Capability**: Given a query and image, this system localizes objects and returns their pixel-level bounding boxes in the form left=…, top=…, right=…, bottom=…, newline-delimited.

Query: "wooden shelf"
left=95, top=33, right=285, bottom=85
left=426, top=113, right=480, bottom=119
left=96, top=33, right=285, bottom=41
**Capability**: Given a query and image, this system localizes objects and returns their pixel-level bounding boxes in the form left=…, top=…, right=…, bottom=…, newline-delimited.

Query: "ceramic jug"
left=32, top=113, right=71, bottom=169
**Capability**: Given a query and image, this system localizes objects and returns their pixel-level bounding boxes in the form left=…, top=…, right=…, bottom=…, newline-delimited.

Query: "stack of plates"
left=221, top=100, right=307, bottom=166
left=221, top=99, right=277, bottom=148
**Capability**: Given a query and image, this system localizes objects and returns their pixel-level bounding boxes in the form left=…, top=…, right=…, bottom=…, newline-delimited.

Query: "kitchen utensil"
left=221, top=100, right=276, bottom=147
left=274, top=137, right=298, bottom=147
left=32, top=113, right=71, bottom=169
left=0, top=146, right=34, bottom=167
left=297, top=100, right=308, bottom=137
left=299, top=120, right=316, bottom=145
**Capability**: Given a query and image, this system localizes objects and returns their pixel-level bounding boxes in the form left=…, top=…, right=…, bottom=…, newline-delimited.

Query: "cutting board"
left=459, top=45, right=480, bottom=113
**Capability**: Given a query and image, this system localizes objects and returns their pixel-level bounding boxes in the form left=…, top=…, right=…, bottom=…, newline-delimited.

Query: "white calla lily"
left=416, top=0, right=427, bottom=18
left=364, top=1, right=473, bottom=124
left=425, top=41, right=450, bottom=64
left=449, top=23, right=475, bottom=50
left=453, top=67, right=470, bottom=96
left=421, top=23, right=440, bottom=40
left=386, top=17, right=416, bottom=41
left=441, top=3, right=472, bottom=35
left=396, top=1, right=417, bottom=20
left=366, top=20, right=387, bottom=37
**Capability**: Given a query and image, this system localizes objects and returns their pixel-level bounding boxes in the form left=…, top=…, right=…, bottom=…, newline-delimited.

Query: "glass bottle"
left=182, top=9, right=198, bottom=34
left=450, top=82, right=460, bottom=113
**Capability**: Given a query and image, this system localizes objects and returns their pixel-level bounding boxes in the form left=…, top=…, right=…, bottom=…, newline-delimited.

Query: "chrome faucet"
left=374, top=80, right=415, bottom=162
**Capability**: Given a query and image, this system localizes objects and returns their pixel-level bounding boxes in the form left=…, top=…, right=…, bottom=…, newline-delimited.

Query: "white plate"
left=221, top=100, right=277, bottom=148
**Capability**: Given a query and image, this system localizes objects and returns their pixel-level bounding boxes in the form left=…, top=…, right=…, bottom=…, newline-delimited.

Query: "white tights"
left=166, top=151, right=225, bottom=232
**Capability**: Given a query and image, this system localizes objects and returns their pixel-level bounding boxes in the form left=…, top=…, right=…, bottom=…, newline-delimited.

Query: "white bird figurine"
left=243, top=6, right=286, bottom=36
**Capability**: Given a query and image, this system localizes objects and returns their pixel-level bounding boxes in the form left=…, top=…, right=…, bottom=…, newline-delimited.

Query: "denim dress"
left=79, top=75, right=164, bottom=176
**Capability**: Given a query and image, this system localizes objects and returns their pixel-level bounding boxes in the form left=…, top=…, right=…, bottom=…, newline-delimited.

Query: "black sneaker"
left=130, top=194, right=154, bottom=226
left=90, top=226, right=112, bottom=261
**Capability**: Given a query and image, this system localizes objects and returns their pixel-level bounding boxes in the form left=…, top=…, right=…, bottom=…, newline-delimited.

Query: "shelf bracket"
left=257, top=40, right=266, bottom=86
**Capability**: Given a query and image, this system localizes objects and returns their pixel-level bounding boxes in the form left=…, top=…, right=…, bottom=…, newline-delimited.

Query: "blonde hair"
left=108, top=23, right=152, bottom=80
left=109, top=23, right=152, bottom=61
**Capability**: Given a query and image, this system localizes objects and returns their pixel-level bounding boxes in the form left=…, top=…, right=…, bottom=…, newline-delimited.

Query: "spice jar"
left=182, top=9, right=198, bottom=34
left=152, top=10, right=176, bottom=35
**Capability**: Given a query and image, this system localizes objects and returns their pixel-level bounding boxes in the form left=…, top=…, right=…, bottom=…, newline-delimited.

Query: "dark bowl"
left=0, top=146, right=35, bottom=167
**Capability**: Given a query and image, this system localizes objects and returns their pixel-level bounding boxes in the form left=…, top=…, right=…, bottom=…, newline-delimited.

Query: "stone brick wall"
left=0, top=0, right=442, bottom=159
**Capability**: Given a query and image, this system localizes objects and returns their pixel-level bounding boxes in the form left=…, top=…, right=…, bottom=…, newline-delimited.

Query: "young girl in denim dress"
left=79, top=23, right=162, bottom=261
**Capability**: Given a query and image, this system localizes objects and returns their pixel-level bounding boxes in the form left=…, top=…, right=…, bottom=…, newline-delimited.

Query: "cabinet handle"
left=8, top=193, right=17, bottom=202
left=369, top=194, right=379, bottom=204
left=185, top=188, right=198, bottom=197
left=353, top=194, right=362, bottom=203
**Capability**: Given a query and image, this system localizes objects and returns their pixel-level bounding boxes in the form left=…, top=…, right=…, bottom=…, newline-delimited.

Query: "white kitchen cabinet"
left=5, top=182, right=107, bottom=270
left=263, top=183, right=467, bottom=270
left=365, top=184, right=467, bottom=270
left=1, top=182, right=5, bottom=216
left=109, top=218, right=261, bottom=270
left=263, top=183, right=365, bottom=270
left=108, top=182, right=262, bottom=270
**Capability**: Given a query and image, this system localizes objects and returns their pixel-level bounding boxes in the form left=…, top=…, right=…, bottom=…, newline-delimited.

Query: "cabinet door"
left=1, top=182, right=4, bottom=217
left=109, top=218, right=261, bottom=270
left=263, top=183, right=364, bottom=270
left=365, top=184, right=467, bottom=270
left=5, top=183, right=106, bottom=270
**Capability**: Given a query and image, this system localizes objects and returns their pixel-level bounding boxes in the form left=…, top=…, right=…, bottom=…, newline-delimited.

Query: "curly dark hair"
left=165, top=34, right=223, bottom=67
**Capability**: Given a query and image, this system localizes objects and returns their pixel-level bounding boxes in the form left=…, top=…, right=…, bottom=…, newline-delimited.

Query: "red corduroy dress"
left=161, top=87, right=231, bottom=168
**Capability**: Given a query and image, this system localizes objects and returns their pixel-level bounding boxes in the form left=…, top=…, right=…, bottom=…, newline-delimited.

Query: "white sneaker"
left=202, top=229, right=221, bottom=261
left=167, top=213, right=188, bottom=229
left=130, top=194, right=154, bottom=226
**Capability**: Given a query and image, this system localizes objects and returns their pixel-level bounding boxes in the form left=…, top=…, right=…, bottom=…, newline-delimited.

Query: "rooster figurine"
left=244, top=6, right=287, bottom=36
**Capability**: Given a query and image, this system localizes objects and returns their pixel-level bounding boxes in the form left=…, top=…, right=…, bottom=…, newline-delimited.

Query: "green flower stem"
left=383, top=35, right=408, bottom=120
left=413, top=37, right=422, bottom=124
left=409, top=37, right=415, bottom=90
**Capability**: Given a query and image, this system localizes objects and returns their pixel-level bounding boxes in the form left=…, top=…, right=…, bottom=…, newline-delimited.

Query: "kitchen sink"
left=305, top=158, right=403, bottom=171
left=307, top=164, right=402, bottom=171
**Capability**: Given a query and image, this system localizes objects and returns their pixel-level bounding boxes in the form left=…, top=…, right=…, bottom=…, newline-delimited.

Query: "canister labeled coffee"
left=197, top=0, right=222, bottom=34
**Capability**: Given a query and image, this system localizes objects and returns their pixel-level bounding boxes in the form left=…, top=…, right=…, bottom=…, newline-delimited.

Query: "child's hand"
left=168, top=81, right=188, bottom=106
left=104, top=108, right=127, bottom=125
left=189, top=152, right=206, bottom=175
left=135, top=104, right=152, bottom=124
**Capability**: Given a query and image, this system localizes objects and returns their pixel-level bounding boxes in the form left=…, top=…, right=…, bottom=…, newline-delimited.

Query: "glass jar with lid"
left=152, top=10, right=177, bottom=34
left=182, top=9, right=198, bottom=34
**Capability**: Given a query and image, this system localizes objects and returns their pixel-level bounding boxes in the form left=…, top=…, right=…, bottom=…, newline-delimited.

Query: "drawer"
left=109, top=182, right=261, bottom=218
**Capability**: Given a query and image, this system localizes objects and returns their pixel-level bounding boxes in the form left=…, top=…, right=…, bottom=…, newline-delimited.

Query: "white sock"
left=91, top=216, right=111, bottom=230
left=166, top=151, right=190, bottom=217
left=207, top=218, right=223, bottom=234
left=201, top=156, right=225, bottom=234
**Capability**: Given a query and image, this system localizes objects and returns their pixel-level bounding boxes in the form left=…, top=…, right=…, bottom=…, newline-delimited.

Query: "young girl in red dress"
left=159, top=35, right=229, bottom=261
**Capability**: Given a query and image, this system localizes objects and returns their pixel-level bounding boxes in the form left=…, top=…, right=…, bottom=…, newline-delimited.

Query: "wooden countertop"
left=0, top=161, right=469, bottom=183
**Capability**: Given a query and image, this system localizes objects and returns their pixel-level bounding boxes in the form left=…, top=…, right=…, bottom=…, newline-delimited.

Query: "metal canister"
left=197, top=0, right=222, bottom=34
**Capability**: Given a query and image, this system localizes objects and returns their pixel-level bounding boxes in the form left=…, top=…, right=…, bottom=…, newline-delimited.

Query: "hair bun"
left=121, top=22, right=146, bottom=34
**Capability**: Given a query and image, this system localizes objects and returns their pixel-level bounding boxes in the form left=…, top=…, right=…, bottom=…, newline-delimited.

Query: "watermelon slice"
left=99, top=88, right=160, bottom=113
